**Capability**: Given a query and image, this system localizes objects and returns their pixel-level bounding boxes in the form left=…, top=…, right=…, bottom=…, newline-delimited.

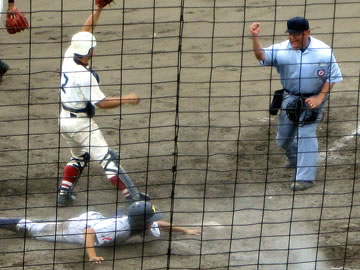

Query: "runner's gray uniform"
left=17, top=211, right=160, bottom=246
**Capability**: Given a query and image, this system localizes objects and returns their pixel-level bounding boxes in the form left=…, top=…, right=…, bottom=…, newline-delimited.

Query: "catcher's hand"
left=6, top=7, right=29, bottom=34
left=95, top=0, right=114, bottom=8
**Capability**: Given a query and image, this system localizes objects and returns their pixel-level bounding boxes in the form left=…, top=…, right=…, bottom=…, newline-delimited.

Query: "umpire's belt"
left=284, top=89, right=318, bottom=98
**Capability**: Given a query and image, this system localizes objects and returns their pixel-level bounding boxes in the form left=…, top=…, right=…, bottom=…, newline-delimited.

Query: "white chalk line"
left=255, top=117, right=359, bottom=161
left=201, top=221, right=226, bottom=229
left=319, top=128, right=359, bottom=161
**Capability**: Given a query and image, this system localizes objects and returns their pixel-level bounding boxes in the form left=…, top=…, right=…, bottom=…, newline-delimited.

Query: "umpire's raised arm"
left=249, top=22, right=265, bottom=61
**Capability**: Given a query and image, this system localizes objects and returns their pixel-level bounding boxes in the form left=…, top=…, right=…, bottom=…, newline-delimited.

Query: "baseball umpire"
left=249, top=17, right=343, bottom=191
left=57, top=0, right=148, bottom=206
left=0, top=201, right=201, bottom=263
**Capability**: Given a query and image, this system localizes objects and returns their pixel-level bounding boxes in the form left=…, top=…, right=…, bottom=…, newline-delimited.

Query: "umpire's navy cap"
left=286, top=17, right=309, bottom=34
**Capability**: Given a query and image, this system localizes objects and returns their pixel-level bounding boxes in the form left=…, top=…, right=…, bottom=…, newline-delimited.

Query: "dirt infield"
left=1, top=0, right=360, bottom=269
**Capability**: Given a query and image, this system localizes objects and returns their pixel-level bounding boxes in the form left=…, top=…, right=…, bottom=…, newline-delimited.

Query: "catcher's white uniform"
left=60, top=47, right=107, bottom=162
left=58, top=34, right=142, bottom=205
left=17, top=211, right=161, bottom=246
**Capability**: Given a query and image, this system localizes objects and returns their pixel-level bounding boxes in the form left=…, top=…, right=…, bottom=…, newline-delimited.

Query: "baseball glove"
left=6, top=7, right=29, bottom=34
left=95, top=0, right=113, bottom=8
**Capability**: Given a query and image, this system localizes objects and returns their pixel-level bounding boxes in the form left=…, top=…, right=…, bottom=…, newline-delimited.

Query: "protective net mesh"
left=0, top=0, right=359, bottom=269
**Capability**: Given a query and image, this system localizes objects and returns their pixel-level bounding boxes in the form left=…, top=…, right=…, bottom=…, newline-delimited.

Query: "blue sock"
left=0, top=218, right=21, bottom=232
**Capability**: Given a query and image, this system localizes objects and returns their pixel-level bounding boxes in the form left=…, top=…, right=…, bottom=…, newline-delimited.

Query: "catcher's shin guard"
left=59, top=153, right=90, bottom=193
left=101, top=149, right=140, bottom=198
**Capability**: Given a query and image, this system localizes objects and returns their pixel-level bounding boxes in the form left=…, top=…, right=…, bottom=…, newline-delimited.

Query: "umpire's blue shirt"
left=261, top=36, right=343, bottom=94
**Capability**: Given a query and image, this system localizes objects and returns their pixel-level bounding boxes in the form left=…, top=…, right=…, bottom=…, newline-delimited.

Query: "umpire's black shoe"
left=0, top=60, right=9, bottom=81
left=290, top=181, right=315, bottom=191
left=285, top=160, right=296, bottom=169
left=57, top=189, right=76, bottom=207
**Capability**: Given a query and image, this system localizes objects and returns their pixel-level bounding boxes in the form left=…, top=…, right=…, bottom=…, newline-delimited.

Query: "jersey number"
left=61, top=73, right=69, bottom=94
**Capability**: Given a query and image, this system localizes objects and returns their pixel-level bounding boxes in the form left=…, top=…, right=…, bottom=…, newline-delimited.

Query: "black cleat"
left=57, top=190, right=76, bottom=207
left=0, top=60, right=9, bottom=81
left=126, top=192, right=151, bottom=205
left=138, top=192, right=151, bottom=201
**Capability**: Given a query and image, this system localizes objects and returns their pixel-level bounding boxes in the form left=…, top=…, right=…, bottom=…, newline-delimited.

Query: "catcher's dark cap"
left=286, top=17, right=309, bottom=34
left=128, top=201, right=163, bottom=228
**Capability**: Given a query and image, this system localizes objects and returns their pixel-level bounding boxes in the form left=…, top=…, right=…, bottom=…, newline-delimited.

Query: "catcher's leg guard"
left=101, top=148, right=146, bottom=201
left=58, top=153, right=90, bottom=206
left=59, top=165, right=80, bottom=191
left=59, top=152, right=90, bottom=192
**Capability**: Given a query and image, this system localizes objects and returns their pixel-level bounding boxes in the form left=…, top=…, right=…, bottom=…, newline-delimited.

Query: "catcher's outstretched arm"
left=81, top=0, right=113, bottom=33
left=81, top=7, right=102, bottom=33
left=8, top=0, right=15, bottom=10
left=96, top=94, right=140, bottom=109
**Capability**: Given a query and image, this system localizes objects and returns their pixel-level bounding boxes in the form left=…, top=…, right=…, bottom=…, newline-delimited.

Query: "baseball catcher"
left=57, top=1, right=149, bottom=206
left=5, top=0, right=29, bottom=34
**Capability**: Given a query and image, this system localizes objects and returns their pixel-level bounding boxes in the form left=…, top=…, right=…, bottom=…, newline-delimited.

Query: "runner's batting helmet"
left=128, top=201, right=163, bottom=229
